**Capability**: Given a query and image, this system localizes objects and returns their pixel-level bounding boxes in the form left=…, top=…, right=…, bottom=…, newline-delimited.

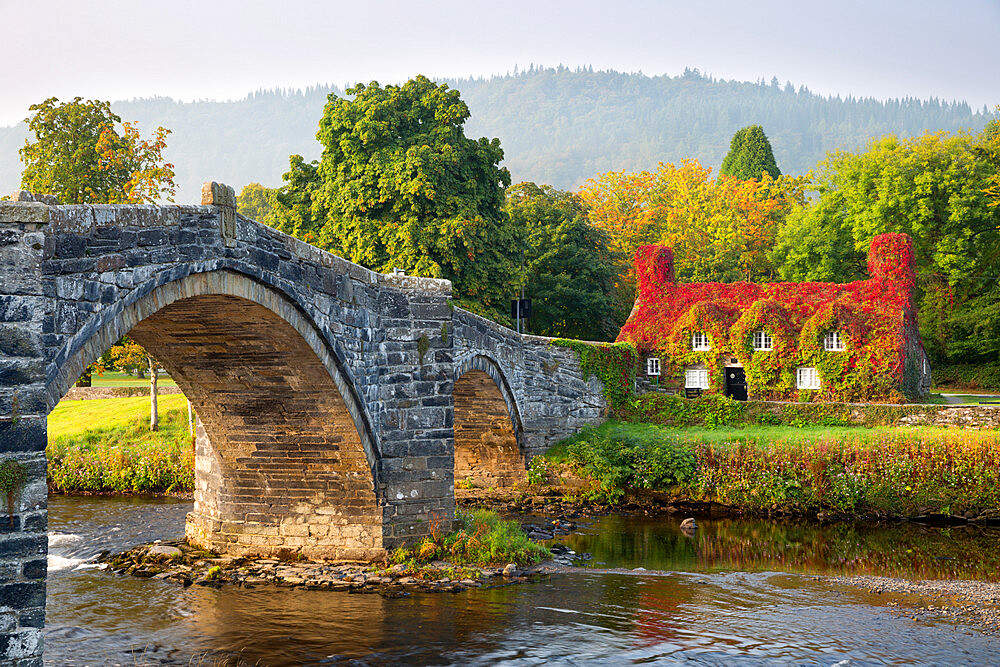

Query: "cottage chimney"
left=867, top=233, right=917, bottom=314
left=867, top=233, right=915, bottom=286
left=635, top=245, right=674, bottom=300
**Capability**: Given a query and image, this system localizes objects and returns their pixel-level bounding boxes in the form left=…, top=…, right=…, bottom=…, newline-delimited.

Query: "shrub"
left=47, top=407, right=194, bottom=494
left=393, top=509, right=550, bottom=567
left=551, top=421, right=1000, bottom=515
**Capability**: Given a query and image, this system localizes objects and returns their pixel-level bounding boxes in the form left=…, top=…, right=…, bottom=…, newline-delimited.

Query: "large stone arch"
left=453, top=354, right=526, bottom=488
left=48, top=269, right=384, bottom=559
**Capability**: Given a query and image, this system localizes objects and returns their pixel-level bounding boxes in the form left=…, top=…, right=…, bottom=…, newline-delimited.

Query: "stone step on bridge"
left=0, top=183, right=608, bottom=663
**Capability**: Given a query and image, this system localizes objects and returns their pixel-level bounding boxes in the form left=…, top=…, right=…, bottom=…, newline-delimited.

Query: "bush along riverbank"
left=47, top=400, right=194, bottom=494
left=100, top=510, right=554, bottom=593
left=537, top=420, right=1000, bottom=521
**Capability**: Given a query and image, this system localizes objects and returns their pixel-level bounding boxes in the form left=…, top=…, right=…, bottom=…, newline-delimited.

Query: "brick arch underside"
left=453, top=366, right=526, bottom=489
left=128, top=294, right=383, bottom=560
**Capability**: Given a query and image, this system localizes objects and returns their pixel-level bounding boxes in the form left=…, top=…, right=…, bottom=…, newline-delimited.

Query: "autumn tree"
left=20, top=97, right=175, bottom=204
left=107, top=337, right=162, bottom=431
left=720, top=124, right=781, bottom=180
left=580, top=160, right=803, bottom=321
left=978, top=112, right=1000, bottom=206
left=771, top=130, right=1000, bottom=365
left=20, top=97, right=176, bottom=393
left=267, top=76, right=520, bottom=319
left=505, top=183, right=618, bottom=340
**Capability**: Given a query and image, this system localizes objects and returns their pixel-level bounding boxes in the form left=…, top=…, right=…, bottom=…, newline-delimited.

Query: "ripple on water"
left=41, top=496, right=1000, bottom=666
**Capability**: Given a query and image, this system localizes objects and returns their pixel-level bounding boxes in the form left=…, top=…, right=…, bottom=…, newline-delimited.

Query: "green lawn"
left=90, top=371, right=177, bottom=388
left=46, top=394, right=194, bottom=494
left=48, top=394, right=189, bottom=441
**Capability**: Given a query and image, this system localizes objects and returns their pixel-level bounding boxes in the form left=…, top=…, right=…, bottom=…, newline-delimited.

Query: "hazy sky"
left=1, top=0, right=997, bottom=126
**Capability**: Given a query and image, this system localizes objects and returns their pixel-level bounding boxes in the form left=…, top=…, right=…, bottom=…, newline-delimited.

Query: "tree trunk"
left=149, top=357, right=159, bottom=432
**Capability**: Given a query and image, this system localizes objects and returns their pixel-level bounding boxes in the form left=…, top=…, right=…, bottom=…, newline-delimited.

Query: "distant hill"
left=0, top=68, right=993, bottom=203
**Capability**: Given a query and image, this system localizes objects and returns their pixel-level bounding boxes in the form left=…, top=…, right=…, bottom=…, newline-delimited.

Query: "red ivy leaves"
left=618, top=233, right=919, bottom=402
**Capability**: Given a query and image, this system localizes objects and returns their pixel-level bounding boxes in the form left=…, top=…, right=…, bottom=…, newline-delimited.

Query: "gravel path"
left=827, top=575, right=1000, bottom=634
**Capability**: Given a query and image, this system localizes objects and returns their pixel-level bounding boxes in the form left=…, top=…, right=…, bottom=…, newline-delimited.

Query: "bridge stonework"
left=0, top=188, right=607, bottom=664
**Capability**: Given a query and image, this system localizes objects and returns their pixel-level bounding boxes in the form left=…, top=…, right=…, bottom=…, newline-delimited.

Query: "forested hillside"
left=0, top=68, right=992, bottom=202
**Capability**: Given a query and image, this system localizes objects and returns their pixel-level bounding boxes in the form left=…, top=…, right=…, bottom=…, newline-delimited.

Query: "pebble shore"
left=828, top=574, right=1000, bottom=634
left=96, top=538, right=589, bottom=595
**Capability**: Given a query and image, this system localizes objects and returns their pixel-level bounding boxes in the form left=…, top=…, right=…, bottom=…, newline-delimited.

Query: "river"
left=46, top=495, right=1000, bottom=665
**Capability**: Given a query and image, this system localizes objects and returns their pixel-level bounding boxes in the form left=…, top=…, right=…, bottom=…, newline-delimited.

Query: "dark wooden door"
left=725, top=367, right=747, bottom=401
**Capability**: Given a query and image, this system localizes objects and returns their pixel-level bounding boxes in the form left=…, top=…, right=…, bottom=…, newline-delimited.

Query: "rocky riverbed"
left=97, top=538, right=592, bottom=595
left=827, top=574, right=1000, bottom=634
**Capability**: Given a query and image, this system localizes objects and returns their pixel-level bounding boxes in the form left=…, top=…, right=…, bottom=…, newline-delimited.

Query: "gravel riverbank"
left=826, top=575, right=1000, bottom=634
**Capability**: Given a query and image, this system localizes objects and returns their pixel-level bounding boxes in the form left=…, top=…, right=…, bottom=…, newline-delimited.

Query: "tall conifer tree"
left=720, top=124, right=781, bottom=180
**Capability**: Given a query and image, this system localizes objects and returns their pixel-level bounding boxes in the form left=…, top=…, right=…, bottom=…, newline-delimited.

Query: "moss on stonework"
left=0, top=459, right=27, bottom=527
left=551, top=339, right=639, bottom=409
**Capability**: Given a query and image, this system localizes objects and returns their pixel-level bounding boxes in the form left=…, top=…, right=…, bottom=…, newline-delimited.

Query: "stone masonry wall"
left=452, top=308, right=608, bottom=460
left=62, top=385, right=182, bottom=400
left=453, top=370, right=525, bottom=488
left=0, top=201, right=50, bottom=665
left=0, top=190, right=611, bottom=663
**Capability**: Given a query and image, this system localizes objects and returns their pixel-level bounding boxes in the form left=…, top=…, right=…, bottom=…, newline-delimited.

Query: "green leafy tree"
left=771, top=131, right=1000, bottom=365
left=506, top=182, right=618, bottom=340
left=236, top=182, right=278, bottom=222
left=20, top=97, right=175, bottom=204
left=267, top=156, right=324, bottom=244
left=268, top=76, right=519, bottom=318
left=719, top=124, right=781, bottom=180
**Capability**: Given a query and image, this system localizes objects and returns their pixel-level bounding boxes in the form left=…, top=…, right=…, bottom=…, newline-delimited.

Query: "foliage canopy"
left=505, top=182, right=617, bottom=340
left=268, top=76, right=519, bottom=319
left=20, top=97, right=175, bottom=204
left=719, top=124, right=781, bottom=180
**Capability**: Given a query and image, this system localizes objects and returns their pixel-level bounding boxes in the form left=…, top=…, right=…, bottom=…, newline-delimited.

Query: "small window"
left=685, top=368, right=710, bottom=389
left=797, top=367, right=821, bottom=390
left=646, top=357, right=661, bottom=376
left=691, top=331, right=710, bottom=351
left=752, top=330, right=773, bottom=351
left=824, top=331, right=844, bottom=351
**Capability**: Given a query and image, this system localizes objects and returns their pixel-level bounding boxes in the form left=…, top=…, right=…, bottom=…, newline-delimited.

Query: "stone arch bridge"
left=0, top=184, right=607, bottom=661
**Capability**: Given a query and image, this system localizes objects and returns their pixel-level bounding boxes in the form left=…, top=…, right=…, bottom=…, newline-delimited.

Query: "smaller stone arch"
left=453, top=354, right=526, bottom=488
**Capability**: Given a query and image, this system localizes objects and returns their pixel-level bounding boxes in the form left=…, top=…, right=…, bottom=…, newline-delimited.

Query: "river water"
left=46, top=495, right=1000, bottom=665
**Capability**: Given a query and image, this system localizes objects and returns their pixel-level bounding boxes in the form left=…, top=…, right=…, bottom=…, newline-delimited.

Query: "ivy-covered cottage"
left=617, top=233, right=931, bottom=402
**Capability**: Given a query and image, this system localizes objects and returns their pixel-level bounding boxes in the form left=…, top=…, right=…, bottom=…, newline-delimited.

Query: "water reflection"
left=46, top=496, right=1000, bottom=665
left=561, top=514, right=1000, bottom=581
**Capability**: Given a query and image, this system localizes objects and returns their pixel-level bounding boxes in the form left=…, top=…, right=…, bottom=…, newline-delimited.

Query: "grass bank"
left=90, top=370, right=178, bottom=388
left=47, top=395, right=194, bottom=494
left=543, top=421, right=1000, bottom=517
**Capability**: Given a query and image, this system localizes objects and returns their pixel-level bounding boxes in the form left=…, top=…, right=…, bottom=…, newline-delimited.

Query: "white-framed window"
left=691, top=331, right=710, bottom=351
left=685, top=368, right=710, bottom=389
left=646, top=357, right=661, bottom=376
left=752, top=330, right=773, bottom=351
left=797, top=367, right=821, bottom=390
left=824, top=330, right=844, bottom=351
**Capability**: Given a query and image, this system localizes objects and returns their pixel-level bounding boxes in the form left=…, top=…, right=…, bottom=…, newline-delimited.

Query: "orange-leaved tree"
left=580, top=159, right=804, bottom=321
